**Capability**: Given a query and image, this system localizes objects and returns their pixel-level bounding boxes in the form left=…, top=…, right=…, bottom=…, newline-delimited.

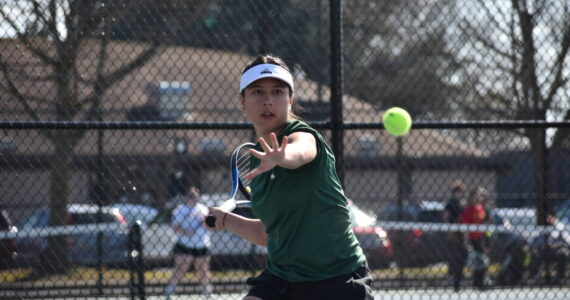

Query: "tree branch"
left=80, top=39, right=160, bottom=122
left=30, top=0, right=62, bottom=45
left=95, top=42, right=160, bottom=92
left=0, top=55, right=44, bottom=124
left=458, top=19, right=513, bottom=60
left=0, top=9, right=57, bottom=66
left=512, top=0, right=543, bottom=110
left=544, top=18, right=570, bottom=108
left=474, top=0, right=513, bottom=40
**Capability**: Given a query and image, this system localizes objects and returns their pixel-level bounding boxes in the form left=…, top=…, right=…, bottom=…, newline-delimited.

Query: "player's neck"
left=256, top=123, right=287, bottom=141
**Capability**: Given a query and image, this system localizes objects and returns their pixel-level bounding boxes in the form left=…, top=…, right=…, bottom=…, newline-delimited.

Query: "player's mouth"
left=261, top=112, right=275, bottom=118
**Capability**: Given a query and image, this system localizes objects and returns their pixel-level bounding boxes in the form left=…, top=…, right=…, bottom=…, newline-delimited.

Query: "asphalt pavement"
left=32, top=287, right=570, bottom=300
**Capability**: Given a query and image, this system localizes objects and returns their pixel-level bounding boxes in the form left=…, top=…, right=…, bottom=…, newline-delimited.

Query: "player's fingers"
left=258, top=137, right=272, bottom=153
left=247, top=148, right=265, bottom=159
left=279, top=135, right=288, bottom=152
left=244, top=164, right=271, bottom=180
left=244, top=168, right=259, bottom=180
left=270, top=132, right=279, bottom=149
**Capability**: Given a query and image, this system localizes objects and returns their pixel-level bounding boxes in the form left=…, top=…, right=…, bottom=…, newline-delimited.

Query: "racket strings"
left=236, top=149, right=252, bottom=187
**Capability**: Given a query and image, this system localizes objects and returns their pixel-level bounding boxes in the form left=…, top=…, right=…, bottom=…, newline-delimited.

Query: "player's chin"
left=256, top=121, right=280, bottom=133
left=257, top=115, right=277, bottom=125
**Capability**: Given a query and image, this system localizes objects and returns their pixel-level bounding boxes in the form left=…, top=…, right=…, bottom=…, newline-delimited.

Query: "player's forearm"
left=223, top=213, right=267, bottom=246
left=278, top=142, right=316, bottom=169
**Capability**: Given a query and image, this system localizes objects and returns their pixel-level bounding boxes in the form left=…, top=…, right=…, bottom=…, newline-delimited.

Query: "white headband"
left=239, top=64, right=294, bottom=93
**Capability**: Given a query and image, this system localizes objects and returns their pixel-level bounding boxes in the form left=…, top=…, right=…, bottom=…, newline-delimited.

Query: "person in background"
left=444, top=180, right=467, bottom=224
left=459, top=187, right=488, bottom=290
left=443, top=180, right=468, bottom=292
left=164, top=187, right=212, bottom=299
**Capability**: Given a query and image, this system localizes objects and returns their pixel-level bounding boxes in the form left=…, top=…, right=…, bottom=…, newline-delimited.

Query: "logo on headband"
left=260, top=68, right=272, bottom=74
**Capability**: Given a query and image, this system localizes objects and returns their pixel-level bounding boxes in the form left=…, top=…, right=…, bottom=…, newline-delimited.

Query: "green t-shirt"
left=250, top=120, right=365, bottom=282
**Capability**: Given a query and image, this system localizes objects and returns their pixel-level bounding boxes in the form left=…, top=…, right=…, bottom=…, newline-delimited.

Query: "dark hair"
left=187, top=186, right=200, bottom=201
left=241, top=54, right=302, bottom=120
left=242, top=54, right=292, bottom=75
left=450, top=180, right=466, bottom=193
left=469, top=187, right=487, bottom=199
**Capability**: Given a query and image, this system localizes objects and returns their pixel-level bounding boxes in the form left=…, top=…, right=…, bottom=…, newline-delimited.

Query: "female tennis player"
left=207, top=54, right=373, bottom=300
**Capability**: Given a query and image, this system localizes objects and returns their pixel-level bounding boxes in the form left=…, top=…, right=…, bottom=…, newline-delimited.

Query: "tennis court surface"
left=41, top=287, right=568, bottom=300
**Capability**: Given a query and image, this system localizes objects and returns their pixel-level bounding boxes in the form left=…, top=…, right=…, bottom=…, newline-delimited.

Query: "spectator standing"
left=164, top=187, right=212, bottom=299
left=443, top=180, right=468, bottom=291
left=444, top=180, right=467, bottom=224
left=459, top=187, right=488, bottom=290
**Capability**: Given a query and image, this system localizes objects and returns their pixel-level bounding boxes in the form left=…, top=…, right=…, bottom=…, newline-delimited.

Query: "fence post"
left=330, top=0, right=345, bottom=184
left=129, top=221, right=145, bottom=300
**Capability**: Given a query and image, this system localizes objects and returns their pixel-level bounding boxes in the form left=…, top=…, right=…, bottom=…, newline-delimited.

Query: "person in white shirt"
left=165, top=187, right=212, bottom=298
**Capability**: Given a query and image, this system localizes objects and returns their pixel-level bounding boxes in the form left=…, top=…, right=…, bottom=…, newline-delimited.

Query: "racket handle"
left=205, top=200, right=237, bottom=228
left=205, top=215, right=217, bottom=228
left=205, top=200, right=251, bottom=228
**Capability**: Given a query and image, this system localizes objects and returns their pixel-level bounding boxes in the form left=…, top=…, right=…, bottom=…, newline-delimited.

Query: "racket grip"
left=205, top=200, right=247, bottom=228
left=205, top=215, right=217, bottom=228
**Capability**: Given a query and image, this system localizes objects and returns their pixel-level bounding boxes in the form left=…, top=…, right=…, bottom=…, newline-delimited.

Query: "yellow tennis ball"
left=382, top=107, right=412, bottom=136
left=246, top=186, right=252, bottom=194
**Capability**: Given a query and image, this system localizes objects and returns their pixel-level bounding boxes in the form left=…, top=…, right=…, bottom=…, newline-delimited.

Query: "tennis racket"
left=205, top=142, right=255, bottom=227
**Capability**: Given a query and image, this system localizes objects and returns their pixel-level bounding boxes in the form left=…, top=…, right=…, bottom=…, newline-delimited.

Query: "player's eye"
left=272, top=89, right=284, bottom=95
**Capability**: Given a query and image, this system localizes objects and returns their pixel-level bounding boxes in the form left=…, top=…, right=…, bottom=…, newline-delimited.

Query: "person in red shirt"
left=459, top=187, right=488, bottom=290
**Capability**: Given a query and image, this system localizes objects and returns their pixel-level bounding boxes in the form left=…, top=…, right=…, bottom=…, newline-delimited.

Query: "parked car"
left=501, top=207, right=570, bottom=285
left=0, top=208, right=17, bottom=269
left=487, top=208, right=536, bottom=261
left=106, top=203, right=179, bottom=267
left=556, top=199, right=570, bottom=225
left=107, top=203, right=158, bottom=225
left=379, top=201, right=448, bottom=267
left=15, top=204, right=130, bottom=267
left=487, top=208, right=536, bottom=285
left=128, top=195, right=393, bottom=270
left=119, top=194, right=267, bottom=270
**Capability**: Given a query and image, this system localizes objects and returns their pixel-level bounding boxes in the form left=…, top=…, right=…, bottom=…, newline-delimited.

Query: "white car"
left=108, top=194, right=266, bottom=269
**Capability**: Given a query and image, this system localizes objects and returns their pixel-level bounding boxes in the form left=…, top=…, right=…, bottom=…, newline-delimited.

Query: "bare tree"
left=0, top=0, right=160, bottom=274
left=456, top=0, right=570, bottom=223
left=344, top=0, right=461, bottom=118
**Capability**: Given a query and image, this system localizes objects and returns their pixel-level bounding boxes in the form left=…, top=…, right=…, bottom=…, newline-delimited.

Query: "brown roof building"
left=1, top=38, right=499, bottom=216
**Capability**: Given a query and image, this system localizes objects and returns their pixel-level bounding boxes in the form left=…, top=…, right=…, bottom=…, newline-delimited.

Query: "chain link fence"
left=1, top=0, right=570, bottom=299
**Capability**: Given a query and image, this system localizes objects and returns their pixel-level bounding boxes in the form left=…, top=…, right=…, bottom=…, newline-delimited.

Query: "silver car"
left=110, top=194, right=266, bottom=270
left=15, top=204, right=130, bottom=267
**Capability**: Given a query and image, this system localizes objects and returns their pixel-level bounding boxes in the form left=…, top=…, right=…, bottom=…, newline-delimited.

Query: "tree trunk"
left=39, top=134, right=74, bottom=274
left=528, top=129, right=555, bottom=226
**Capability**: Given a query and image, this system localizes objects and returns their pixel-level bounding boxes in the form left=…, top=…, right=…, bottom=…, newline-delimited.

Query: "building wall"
left=413, top=170, right=497, bottom=205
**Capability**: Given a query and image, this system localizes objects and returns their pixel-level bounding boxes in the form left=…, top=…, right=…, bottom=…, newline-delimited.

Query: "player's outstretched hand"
left=244, top=133, right=287, bottom=180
